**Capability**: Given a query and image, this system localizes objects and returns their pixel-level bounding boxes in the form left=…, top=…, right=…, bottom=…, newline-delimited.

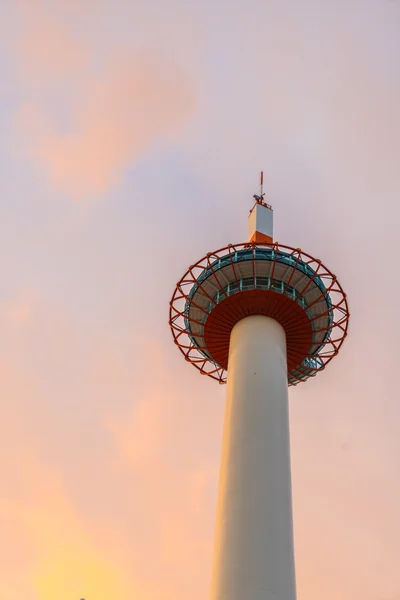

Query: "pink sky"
left=0, top=0, right=399, bottom=598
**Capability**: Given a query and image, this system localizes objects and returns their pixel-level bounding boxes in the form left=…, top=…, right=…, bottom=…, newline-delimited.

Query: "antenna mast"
left=260, top=170, right=264, bottom=199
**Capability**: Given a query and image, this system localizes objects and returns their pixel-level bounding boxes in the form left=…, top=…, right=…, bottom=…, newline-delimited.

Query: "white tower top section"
left=248, top=201, right=273, bottom=243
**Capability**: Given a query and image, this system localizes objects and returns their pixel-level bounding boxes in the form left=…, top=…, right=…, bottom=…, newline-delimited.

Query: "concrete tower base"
left=210, top=315, right=297, bottom=600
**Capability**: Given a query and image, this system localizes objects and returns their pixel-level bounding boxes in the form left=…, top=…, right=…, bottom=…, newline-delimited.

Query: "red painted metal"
left=204, top=290, right=313, bottom=373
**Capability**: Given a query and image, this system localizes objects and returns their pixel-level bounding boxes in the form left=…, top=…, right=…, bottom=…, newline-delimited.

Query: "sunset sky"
left=0, top=0, right=400, bottom=598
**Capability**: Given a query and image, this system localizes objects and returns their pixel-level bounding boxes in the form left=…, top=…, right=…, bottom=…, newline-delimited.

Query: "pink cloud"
left=12, top=3, right=195, bottom=199
left=0, top=290, right=38, bottom=328
left=5, top=299, right=32, bottom=326
left=106, top=336, right=219, bottom=600
left=0, top=318, right=218, bottom=599
left=15, top=8, right=86, bottom=82
left=0, top=449, right=151, bottom=600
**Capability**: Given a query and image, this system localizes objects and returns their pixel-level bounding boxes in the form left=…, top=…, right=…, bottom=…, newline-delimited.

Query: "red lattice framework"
left=169, top=241, right=350, bottom=385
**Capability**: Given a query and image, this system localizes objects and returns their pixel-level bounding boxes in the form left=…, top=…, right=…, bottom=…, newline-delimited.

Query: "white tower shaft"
left=210, top=315, right=297, bottom=600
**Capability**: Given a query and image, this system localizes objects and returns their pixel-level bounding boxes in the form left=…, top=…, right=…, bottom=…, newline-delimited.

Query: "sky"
left=0, top=0, right=399, bottom=598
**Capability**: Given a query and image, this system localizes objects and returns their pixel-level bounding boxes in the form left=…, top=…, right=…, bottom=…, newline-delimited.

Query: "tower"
left=169, top=175, right=349, bottom=600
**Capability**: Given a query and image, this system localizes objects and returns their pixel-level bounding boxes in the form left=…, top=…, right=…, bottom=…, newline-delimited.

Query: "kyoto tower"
left=169, top=174, right=349, bottom=600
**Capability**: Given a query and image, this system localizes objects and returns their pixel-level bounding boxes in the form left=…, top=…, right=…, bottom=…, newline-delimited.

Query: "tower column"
left=210, top=315, right=297, bottom=600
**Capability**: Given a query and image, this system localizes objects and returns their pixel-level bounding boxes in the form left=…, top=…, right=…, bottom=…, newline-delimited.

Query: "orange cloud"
left=2, top=294, right=36, bottom=327
left=106, top=336, right=219, bottom=600
left=0, top=323, right=218, bottom=600
left=15, top=6, right=86, bottom=83
left=16, top=56, right=194, bottom=199
left=0, top=386, right=151, bottom=600
left=32, top=510, right=147, bottom=600
left=12, top=2, right=195, bottom=199
left=0, top=460, right=149, bottom=600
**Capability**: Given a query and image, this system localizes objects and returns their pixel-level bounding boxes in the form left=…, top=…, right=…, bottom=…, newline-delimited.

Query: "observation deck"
left=170, top=190, right=349, bottom=386
left=170, top=241, right=349, bottom=386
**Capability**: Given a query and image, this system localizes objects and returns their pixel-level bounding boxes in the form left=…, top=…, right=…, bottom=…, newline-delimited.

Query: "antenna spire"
left=252, top=171, right=267, bottom=206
